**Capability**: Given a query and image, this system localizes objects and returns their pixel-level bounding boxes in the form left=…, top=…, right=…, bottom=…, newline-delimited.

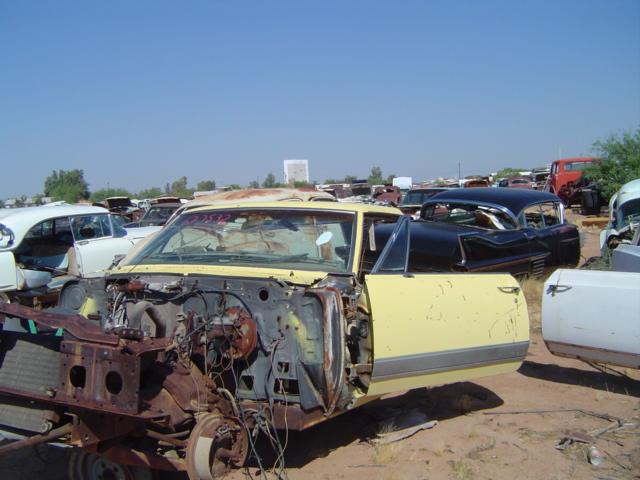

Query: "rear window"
left=422, top=203, right=518, bottom=230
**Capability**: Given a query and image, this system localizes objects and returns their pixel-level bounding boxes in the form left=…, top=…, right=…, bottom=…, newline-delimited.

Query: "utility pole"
left=458, top=162, right=462, bottom=180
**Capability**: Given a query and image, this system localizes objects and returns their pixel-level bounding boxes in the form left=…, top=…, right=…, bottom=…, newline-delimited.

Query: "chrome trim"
left=372, top=341, right=529, bottom=381
left=545, top=340, right=640, bottom=370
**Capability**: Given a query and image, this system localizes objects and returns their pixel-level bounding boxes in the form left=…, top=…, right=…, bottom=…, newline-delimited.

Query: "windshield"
left=564, top=161, right=592, bottom=172
left=401, top=190, right=441, bottom=206
left=618, top=198, right=640, bottom=227
left=122, top=209, right=355, bottom=273
left=144, top=206, right=177, bottom=222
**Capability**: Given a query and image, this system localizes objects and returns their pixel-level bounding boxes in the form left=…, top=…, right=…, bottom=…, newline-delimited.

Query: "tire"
left=580, top=190, right=599, bottom=216
left=68, top=451, right=154, bottom=480
left=59, top=281, right=88, bottom=313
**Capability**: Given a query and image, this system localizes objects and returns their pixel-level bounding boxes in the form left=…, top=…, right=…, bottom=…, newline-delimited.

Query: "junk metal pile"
left=0, top=178, right=637, bottom=480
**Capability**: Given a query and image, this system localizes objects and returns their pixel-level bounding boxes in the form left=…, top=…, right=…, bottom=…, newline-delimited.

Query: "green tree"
left=496, top=167, right=526, bottom=178
left=344, top=175, right=357, bottom=184
left=43, top=169, right=90, bottom=203
left=0, top=199, right=4, bottom=208
left=170, top=176, right=194, bottom=198
left=196, top=180, right=216, bottom=191
left=292, top=180, right=312, bottom=188
left=386, top=173, right=397, bottom=184
left=227, top=184, right=242, bottom=190
left=367, top=166, right=384, bottom=185
left=90, top=188, right=133, bottom=203
left=248, top=180, right=260, bottom=189
left=584, top=129, right=640, bottom=200
left=14, top=195, right=27, bottom=207
left=137, top=187, right=163, bottom=199
left=262, top=173, right=279, bottom=188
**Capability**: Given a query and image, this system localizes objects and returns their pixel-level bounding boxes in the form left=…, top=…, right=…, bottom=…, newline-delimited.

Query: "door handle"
left=546, top=284, right=572, bottom=296
left=497, top=286, right=520, bottom=294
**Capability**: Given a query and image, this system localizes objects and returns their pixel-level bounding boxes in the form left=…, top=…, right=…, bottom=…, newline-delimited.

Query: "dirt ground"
left=1, top=209, right=638, bottom=480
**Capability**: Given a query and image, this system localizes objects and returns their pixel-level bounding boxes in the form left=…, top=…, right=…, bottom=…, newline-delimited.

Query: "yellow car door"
left=364, top=216, right=529, bottom=396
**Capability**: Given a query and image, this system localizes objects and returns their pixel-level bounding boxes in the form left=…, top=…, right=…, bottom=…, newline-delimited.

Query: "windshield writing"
left=123, top=209, right=355, bottom=272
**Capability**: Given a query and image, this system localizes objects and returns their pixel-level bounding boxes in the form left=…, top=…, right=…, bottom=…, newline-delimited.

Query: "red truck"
left=544, top=157, right=597, bottom=205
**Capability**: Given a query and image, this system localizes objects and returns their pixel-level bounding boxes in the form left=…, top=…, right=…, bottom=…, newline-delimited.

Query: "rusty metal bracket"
left=0, top=303, right=119, bottom=345
left=57, top=340, right=141, bottom=415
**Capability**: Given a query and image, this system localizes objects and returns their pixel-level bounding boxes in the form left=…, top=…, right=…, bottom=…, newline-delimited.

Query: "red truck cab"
left=545, top=157, right=597, bottom=203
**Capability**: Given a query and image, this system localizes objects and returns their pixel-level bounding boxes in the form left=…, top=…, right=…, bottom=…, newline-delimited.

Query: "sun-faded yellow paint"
left=364, top=273, right=529, bottom=396
left=112, top=263, right=330, bottom=286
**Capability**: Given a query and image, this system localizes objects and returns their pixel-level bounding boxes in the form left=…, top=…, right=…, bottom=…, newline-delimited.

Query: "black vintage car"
left=375, top=188, right=580, bottom=277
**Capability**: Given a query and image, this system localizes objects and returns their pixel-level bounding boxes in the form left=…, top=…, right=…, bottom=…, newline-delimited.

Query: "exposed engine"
left=0, top=273, right=373, bottom=479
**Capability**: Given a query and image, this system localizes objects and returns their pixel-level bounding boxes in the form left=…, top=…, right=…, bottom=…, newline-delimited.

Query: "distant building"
left=283, top=159, right=309, bottom=184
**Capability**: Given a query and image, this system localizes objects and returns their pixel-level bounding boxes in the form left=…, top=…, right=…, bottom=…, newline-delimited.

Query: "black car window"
left=522, top=202, right=560, bottom=229
left=423, top=203, right=517, bottom=230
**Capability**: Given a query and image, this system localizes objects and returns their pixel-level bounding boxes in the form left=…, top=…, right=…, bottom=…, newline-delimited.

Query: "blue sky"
left=1, top=0, right=639, bottom=197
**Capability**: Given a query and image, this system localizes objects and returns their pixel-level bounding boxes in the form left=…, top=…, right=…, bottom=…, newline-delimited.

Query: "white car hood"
left=124, top=225, right=162, bottom=241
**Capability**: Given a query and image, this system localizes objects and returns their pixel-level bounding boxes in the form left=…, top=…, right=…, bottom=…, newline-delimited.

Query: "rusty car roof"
left=186, top=200, right=402, bottom=216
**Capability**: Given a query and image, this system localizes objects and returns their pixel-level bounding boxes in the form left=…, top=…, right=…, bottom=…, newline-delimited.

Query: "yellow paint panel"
left=364, top=273, right=529, bottom=395
left=112, top=264, right=328, bottom=286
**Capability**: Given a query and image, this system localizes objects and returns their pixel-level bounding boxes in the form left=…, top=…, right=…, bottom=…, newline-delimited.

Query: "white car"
left=543, top=228, right=640, bottom=369
left=599, top=178, right=640, bottom=250
left=0, top=205, right=159, bottom=305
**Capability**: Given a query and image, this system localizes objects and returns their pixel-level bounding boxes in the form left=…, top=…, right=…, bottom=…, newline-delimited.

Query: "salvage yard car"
left=599, top=178, right=640, bottom=250
left=0, top=201, right=529, bottom=479
left=398, top=188, right=580, bottom=277
left=122, top=200, right=182, bottom=228
left=542, top=227, right=640, bottom=369
left=0, top=205, right=158, bottom=307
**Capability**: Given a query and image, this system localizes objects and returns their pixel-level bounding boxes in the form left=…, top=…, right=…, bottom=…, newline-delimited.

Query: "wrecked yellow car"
left=0, top=202, right=529, bottom=479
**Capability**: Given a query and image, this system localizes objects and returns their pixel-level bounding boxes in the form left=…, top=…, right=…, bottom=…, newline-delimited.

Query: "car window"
left=401, top=191, right=424, bottom=205
left=618, top=198, right=640, bottom=227
left=360, top=214, right=401, bottom=273
left=71, top=214, right=112, bottom=240
left=522, top=202, right=561, bottom=229
left=54, top=217, right=72, bottom=235
left=423, top=203, right=517, bottom=230
left=371, top=216, right=410, bottom=273
left=23, top=217, right=72, bottom=241
left=145, top=206, right=176, bottom=221
left=25, top=219, right=53, bottom=239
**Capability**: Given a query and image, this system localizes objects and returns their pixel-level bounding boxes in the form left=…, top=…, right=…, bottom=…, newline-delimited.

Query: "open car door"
left=364, top=216, right=529, bottom=396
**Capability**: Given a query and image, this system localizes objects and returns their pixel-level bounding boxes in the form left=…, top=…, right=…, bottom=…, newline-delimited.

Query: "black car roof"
left=426, top=188, right=560, bottom=215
